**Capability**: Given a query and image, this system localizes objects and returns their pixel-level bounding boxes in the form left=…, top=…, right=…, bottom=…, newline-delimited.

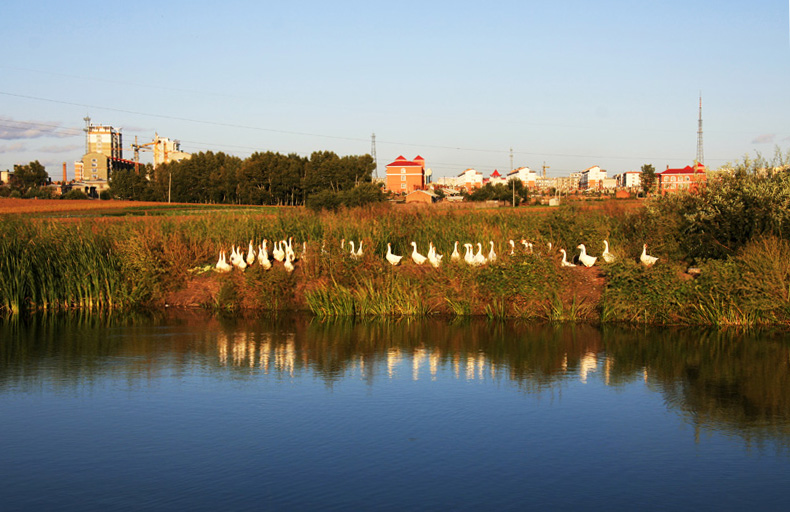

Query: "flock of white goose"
left=215, top=238, right=304, bottom=273
left=216, top=237, right=659, bottom=274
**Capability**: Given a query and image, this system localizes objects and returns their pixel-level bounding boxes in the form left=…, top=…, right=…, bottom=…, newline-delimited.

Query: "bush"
left=658, top=157, right=790, bottom=260
left=99, top=190, right=112, bottom=200
left=307, top=189, right=342, bottom=211
left=62, top=189, right=90, bottom=200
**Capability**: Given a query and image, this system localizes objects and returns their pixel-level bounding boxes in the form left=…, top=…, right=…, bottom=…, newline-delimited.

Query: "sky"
left=1, top=0, right=789, bottom=180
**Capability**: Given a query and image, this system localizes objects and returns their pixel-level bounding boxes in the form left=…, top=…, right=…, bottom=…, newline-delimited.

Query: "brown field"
left=0, top=196, right=644, bottom=217
left=0, top=198, right=164, bottom=215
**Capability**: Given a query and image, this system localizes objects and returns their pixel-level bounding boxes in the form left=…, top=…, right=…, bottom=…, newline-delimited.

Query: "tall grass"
left=2, top=202, right=788, bottom=326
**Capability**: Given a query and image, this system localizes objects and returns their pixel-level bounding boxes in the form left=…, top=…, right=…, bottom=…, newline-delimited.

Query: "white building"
left=457, top=168, right=484, bottom=192
left=488, top=169, right=507, bottom=186
left=615, top=171, right=642, bottom=190
left=507, top=166, right=538, bottom=188
left=579, top=166, right=607, bottom=190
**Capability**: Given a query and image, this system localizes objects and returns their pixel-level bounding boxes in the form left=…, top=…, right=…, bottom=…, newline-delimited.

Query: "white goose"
left=640, top=244, right=659, bottom=266
left=349, top=241, right=359, bottom=260
left=451, top=241, right=461, bottom=262
left=355, top=240, right=363, bottom=259
left=386, top=243, right=402, bottom=266
left=560, top=249, right=576, bottom=267
left=215, top=250, right=232, bottom=272
left=602, top=240, right=615, bottom=263
left=428, top=242, right=442, bottom=268
left=463, top=243, right=475, bottom=265
left=258, top=240, right=272, bottom=270
left=487, top=241, right=497, bottom=263
left=473, top=243, right=487, bottom=266
left=231, top=246, right=247, bottom=270
left=411, top=242, right=428, bottom=265
left=246, top=241, right=256, bottom=266
left=272, top=241, right=285, bottom=262
left=285, top=237, right=296, bottom=262
left=577, top=244, right=597, bottom=268
left=283, top=251, right=294, bottom=273
left=509, top=239, right=516, bottom=256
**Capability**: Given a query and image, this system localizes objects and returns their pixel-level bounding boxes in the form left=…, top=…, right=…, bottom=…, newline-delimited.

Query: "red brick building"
left=658, top=163, right=707, bottom=194
left=386, top=155, right=425, bottom=193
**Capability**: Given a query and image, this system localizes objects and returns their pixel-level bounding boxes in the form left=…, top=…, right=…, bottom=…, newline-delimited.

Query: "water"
left=1, top=313, right=789, bottom=511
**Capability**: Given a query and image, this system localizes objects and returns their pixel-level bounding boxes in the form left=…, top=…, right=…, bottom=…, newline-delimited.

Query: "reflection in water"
left=2, top=312, right=790, bottom=447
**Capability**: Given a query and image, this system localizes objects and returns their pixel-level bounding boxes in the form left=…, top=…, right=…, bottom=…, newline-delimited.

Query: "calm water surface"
left=1, top=313, right=789, bottom=511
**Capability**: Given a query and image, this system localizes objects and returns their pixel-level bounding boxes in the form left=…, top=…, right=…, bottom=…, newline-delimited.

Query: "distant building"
left=658, top=163, right=707, bottom=194
left=457, top=168, right=484, bottom=192
left=153, top=135, right=191, bottom=169
left=615, top=171, right=642, bottom=190
left=386, top=155, right=425, bottom=193
left=0, top=170, right=10, bottom=184
left=507, top=167, right=538, bottom=189
left=405, top=189, right=438, bottom=204
left=579, top=166, right=607, bottom=190
left=85, top=123, right=123, bottom=159
left=79, top=121, right=134, bottom=181
left=489, top=169, right=507, bottom=186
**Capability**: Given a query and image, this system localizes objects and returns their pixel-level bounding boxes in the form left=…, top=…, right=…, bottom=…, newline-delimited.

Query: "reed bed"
left=1, top=203, right=788, bottom=327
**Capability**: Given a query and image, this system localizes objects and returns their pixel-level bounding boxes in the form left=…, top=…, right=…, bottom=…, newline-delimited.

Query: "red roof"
left=660, top=164, right=706, bottom=175
left=385, top=155, right=425, bottom=168
left=491, top=169, right=501, bottom=177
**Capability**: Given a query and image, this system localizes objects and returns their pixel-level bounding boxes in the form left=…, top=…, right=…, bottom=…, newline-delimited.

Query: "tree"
left=12, top=160, right=49, bottom=193
left=640, top=164, right=657, bottom=196
left=110, top=165, right=152, bottom=200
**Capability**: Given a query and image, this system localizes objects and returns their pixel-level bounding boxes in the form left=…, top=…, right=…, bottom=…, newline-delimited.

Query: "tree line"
left=110, top=150, right=379, bottom=207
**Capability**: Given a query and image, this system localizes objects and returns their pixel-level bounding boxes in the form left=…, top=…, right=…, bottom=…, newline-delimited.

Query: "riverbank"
left=1, top=200, right=788, bottom=326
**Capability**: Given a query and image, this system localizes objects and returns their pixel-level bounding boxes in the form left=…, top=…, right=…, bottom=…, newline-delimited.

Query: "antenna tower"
left=83, top=116, right=91, bottom=154
left=371, top=132, right=378, bottom=178
left=696, top=94, right=704, bottom=166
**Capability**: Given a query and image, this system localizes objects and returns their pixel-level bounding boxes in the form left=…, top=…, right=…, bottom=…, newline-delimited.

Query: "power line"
left=0, top=90, right=733, bottom=167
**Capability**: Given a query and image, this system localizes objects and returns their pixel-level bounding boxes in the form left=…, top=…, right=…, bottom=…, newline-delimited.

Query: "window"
left=401, top=183, right=406, bottom=189
left=401, top=168, right=406, bottom=173
left=401, top=175, right=406, bottom=181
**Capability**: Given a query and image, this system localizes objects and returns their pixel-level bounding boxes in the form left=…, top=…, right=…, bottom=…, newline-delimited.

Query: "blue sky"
left=1, top=0, right=788, bottom=180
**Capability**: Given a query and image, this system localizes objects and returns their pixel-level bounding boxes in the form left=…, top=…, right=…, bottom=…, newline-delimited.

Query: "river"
left=1, top=312, right=789, bottom=510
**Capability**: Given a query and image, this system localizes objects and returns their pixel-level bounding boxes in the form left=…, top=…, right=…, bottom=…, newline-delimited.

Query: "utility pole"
left=509, top=147, right=514, bottom=171
left=696, top=93, right=704, bottom=166
left=512, top=178, right=516, bottom=208
left=371, top=132, right=378, bottom=178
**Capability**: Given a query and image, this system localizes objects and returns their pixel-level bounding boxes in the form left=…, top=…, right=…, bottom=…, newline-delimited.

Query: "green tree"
left=110, top=164, right=152, bottom=200
left=640, top=164, right=657, bottom=196
left=12, top=160, right=49, bottom=193
left=658, top=152, right=790, bottom=259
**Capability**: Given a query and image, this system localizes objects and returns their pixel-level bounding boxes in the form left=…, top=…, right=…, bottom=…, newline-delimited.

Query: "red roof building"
left=658, top=163, right=707, bottom=194
left=386, top=155, right=426, bottom=193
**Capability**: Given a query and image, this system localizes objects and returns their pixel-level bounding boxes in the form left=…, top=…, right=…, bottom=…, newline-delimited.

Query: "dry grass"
left=0, top=198, right=164, bottom=214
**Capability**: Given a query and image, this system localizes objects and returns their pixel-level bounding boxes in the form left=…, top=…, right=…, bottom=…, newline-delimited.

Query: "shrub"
left=62, top=189, right=90, bottom=200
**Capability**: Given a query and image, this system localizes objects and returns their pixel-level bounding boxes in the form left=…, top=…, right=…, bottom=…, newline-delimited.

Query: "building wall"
left=405, top=191, right=435, bottom=204
left=82, top=152, right=110, bottom=181
left=507, top=167, right=537, bottom=189
left=457, top=169, right=483, bottom=192
left=659, top=172, right=707, bottom=194
left=579, top=166, right=606, bottom=190
left=386, top=164, right=424, bottom=193
left=86, top=125, right=122, bottom=159
left=153, top=136, right=191, bottom=168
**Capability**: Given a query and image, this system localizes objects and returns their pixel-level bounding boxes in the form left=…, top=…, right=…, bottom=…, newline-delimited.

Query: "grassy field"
left=1, top=198, right=787, bottom=326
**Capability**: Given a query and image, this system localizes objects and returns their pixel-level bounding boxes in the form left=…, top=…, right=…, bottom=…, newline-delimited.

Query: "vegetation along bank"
left=1, top=160, right=788, bottom=327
